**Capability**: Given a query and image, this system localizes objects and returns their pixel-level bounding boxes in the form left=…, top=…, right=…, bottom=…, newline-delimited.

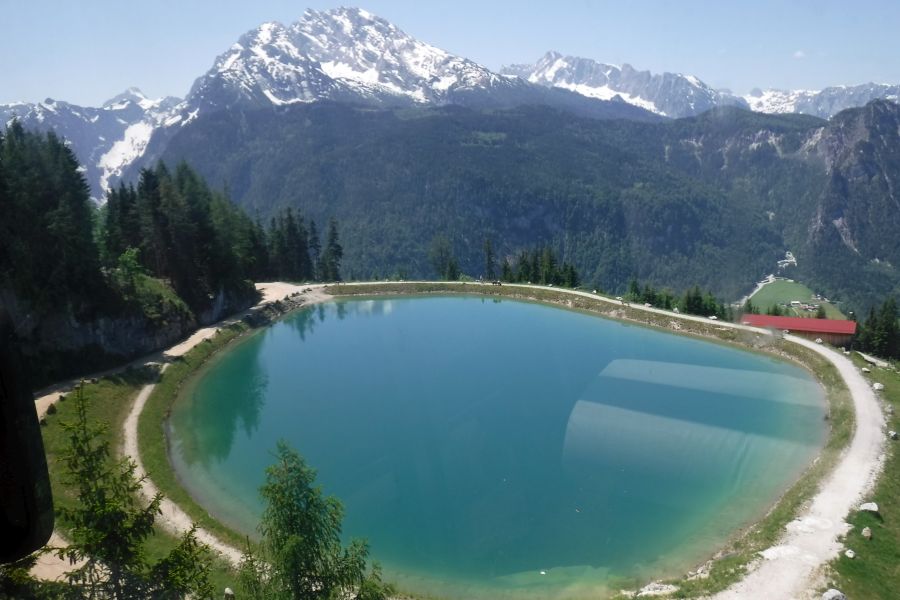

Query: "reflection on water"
left=172, top=337, right=268, bottom=466
left=284, top=306, right=319, bottom=340
left=169, top=296, right=826, bottom=599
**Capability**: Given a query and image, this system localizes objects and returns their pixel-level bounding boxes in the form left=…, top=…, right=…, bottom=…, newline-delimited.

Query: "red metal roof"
left=741, top=314, right=857, bottom=335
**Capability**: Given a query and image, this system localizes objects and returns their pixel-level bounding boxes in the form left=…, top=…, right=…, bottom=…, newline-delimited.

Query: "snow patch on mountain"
left=186, top=7, right=533, bottom=112
left=502, top=51, right=747, bottom=118
left=1, top=88, right=182, bottom=200
left=97, top=121, right=155, bottom=193
left=552, top=81, right=660, bottom=114
left=745, top=83, right=900, bottom=118
left=744, top=89, right=820, bottom=114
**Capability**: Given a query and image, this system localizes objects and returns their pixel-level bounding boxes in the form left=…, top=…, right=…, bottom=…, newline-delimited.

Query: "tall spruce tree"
left=59, top=389, right=214, bottom=599
left=308, top=219, right=321, bottom=281
left=319, top=218, right=344, bottom=282
left=483, top=238, right=496, bottom=280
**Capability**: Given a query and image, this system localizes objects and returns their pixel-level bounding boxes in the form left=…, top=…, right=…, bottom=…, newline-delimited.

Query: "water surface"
left=169, top=296, right=826, bottom=598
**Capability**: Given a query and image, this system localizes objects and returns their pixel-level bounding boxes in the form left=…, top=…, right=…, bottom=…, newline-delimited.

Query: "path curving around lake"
left=489, top=284, right=885, bottom=598
left=325, top=282, right=887, bottom=598
left=32, top=282, right=325, bottom=577
left=33, top=280, right=886, bottom=598
left=119, top=282, right=331, bottom=567
left=708, top=334, right=884, bottom=599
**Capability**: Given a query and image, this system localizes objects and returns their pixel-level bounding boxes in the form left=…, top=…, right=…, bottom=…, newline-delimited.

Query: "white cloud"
left=792, top=49, right=807, bottom=60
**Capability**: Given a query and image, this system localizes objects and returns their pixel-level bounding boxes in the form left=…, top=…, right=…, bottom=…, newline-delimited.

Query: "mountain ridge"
left=148, top=97, right=900, bottom=311
left=6, top=6, right=900, bottom=203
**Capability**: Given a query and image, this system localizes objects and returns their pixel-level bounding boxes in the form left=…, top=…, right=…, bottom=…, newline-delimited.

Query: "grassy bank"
left=38, top=368, right=237, bottom=591
left=827, top=356, right=899, bottom=598
left=136, top=322, right=255, bottom=553
left=107, top=280, right=858, bottom=598
left=326, top=282, right=855, bottom=597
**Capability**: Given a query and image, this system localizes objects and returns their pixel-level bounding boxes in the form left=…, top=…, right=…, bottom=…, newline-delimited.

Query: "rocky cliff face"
left=799, top=100, right=900, bottom=302
left=3, top=285, right=257, bottom=388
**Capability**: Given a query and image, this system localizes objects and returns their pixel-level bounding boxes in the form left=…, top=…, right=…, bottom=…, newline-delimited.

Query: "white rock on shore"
left=859, top=501, right=880, bottom=514
left=636, top=582, right=678, bottom=597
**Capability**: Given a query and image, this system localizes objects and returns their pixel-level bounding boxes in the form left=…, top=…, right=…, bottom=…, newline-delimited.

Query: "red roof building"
left=740, top=314, right=856, bottom=345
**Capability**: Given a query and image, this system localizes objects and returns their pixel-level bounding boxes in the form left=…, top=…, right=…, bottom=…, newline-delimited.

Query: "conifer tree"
left=59, top=389, right=214, bottom=599
left=308, top=219, right=322, bottom=281
left=319, top=218, right=344, bottom=282
left=239, top=442, right=393, bottom=600
left=501, top=258, right=513, bottom=282
left=483, top=238, right=496, bottom=280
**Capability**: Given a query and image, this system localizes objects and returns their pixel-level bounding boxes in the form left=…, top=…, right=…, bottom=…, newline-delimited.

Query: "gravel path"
left=709, top=335, right=884, bottom=600
left=504, top=284, right=885, bottom=598
left=32, top=282, right=886, bottom=598
left=32, top=282, right=321, bottom=577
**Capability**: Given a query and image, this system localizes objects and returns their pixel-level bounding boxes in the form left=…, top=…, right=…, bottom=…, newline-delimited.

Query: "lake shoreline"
left=107, top=281, right=876, bottom=599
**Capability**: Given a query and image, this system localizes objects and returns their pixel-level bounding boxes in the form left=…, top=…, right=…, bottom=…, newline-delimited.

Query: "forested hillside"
left=0, top=123, right=336, bottom=385
left=151, top=103, right=790, bottom=298
left=148, top=100, right=900, bottom=311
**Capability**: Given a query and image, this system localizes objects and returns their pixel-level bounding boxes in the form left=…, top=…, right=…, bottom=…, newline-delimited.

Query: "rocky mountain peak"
left=500, top=52, right=747, bottom=117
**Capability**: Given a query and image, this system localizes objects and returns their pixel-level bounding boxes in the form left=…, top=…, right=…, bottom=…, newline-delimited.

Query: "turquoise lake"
left=168, top=296, right=827, bottom=598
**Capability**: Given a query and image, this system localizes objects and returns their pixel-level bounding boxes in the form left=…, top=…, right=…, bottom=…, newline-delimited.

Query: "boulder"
left=862, top=526, right=872, bottom=539
left=862, top=367, right=871, bottom=373
left=890, top=430, right=898, bottom=440
left=874, top=382, right=885, bottom=391
left=859, top=501, right=879, bottom=514
left=822, top=590, right=847, bottom=600
left=844, top=549, right=856, bottom=559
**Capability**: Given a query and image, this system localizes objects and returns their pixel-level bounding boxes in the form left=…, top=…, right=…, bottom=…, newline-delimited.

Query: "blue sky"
left=3, top=0, right=899, bottom=105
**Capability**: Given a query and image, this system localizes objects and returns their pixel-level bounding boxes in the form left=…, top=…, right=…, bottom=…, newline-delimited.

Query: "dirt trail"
left=32, top=282, right=319, bottom=578
left=709, top=335, right=883, bottom=599
left=32, top=282, right=886, bottom=598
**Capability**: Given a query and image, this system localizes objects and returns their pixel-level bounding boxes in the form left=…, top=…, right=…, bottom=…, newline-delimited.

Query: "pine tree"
left=515, top=250, right=531, bottom=282
left=239, top=442, right=393, bottom=600
left=445, top=257, right=460, bottom=281
left=308, top=219, right=321, bottom=281
left=539, top=247, right=557, bottom=285
left=483, top=238, right=496, bottom=280
left=58, top=389, right=214, bottom=599
left=319, top=218, right=344, bottom=282
left=136, top=168, right=168, bottom=277
left=429, top=234, right=454, bottom=281
left=501, top=258, right=513, bottom=282
left=627, top=279, right=641, bottom=301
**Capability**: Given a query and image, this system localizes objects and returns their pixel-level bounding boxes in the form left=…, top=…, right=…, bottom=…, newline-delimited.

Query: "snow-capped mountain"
left=502, top=51, right=748, bottom=118
left=0, top=88, right=181, bottom=200
left=744, top=83, right=900, bottom=118
left=184, top=7, right=618, bottom=114
left=9, top=6, right=900, bottom=202
left=290, top=7, right=515, bottom=103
